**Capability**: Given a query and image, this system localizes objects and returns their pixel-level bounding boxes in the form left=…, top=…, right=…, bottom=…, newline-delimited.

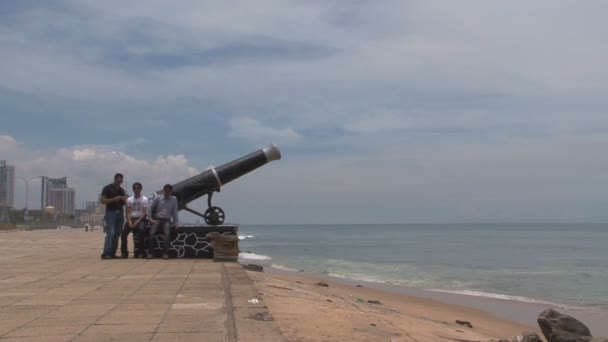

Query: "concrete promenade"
left=0, top=229, right=284, bottom=342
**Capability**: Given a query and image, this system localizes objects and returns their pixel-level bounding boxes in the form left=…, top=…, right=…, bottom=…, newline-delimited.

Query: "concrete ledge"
left=224, top=263, right=285, bottom=342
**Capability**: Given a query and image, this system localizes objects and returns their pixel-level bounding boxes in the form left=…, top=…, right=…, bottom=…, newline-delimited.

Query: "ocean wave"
left=270, top=264, right=301, bottom=272
left=327, top=272, right=390, bottom=284
left=238, top=235, right=255, bottom=240
left=326, top=270, right=430, bottom=286
left=239, top=252, right=271, bottom=261
left=425, top=289, right=581, bottom=309
left=579, top=303, right=608, bottom=313
left=488, top=269, right=570, bottom=276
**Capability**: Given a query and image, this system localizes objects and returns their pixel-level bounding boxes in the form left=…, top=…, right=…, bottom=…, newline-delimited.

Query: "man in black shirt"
left=100, top=173, right=127, bottom=259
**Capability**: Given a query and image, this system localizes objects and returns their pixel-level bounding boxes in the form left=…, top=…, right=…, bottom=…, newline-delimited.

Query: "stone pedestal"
left=144, top=224, right=238, bottom=258
left=208, top=233, right=240, bottom=262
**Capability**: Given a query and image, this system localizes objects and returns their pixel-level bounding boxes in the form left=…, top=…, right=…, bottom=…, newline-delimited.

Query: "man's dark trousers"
left=120, top=218, right=147, bottom=257
left=104, top=209, right=124, bottom=257
left=148, top=219, right=171, bottom=256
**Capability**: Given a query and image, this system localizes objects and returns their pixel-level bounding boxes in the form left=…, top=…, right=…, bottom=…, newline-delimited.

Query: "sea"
left=238, top=224, right=608, bottom=313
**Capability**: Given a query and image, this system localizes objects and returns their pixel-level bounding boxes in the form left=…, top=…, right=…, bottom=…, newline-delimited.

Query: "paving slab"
left=4, top=325, right=88, bottom=338
left=0, top=229, right=284, bottom=341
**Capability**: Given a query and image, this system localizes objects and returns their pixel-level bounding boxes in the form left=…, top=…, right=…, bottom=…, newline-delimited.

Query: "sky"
left=1, top=1, right=607, bottom=224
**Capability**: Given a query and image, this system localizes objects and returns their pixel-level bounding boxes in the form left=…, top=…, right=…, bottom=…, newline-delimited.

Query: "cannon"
left=157, top=144, right=281, bottom=225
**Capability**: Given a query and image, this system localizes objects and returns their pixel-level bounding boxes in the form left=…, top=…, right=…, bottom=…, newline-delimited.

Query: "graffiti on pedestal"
left=142, top=225, right=237, bottom=258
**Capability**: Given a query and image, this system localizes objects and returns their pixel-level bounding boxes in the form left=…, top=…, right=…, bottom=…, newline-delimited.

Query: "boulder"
left=512, top=332, right=543, bottom=342
left=537, top=309, right=593, bottom=342
left=455, top=320, right=473, bottom=328
left=315, top=282, right=330, bottom=287
left=243, top=264, right=264, bottom=272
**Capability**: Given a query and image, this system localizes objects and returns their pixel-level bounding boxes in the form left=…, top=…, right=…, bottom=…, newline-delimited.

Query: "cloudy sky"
left=1, top=1, right=607, bottom=224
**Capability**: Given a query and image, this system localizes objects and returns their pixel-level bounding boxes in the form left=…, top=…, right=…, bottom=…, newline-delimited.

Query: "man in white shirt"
left=120, top=182, right=149, bottom=258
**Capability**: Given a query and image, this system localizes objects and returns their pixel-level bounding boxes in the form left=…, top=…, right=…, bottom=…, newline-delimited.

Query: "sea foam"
left=425, top=289, right=580, bottom=309
left=239, top=252, right=271, bottom=261
left=270, top=264, right=300, bottom=272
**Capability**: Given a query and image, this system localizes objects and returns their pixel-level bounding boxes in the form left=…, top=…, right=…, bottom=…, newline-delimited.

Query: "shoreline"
left=252, top=264, right=608, bottom=337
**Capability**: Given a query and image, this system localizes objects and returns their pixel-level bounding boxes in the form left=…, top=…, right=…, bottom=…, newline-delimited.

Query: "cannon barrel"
left=169, top=144, right=281, bottom=210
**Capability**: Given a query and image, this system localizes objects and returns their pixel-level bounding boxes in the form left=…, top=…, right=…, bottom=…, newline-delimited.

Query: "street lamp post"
left=13, top=176, right=42, bottom=225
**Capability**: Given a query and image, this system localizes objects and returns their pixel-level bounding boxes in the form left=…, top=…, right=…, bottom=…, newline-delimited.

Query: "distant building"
left=74, top=208, right=88, bottom=221
left=0, top=161, right=15, bottom=208
left=81, top=199, right=104, bottom=225
left=41, top=177, right=67, bottom=209
left=86, top=200, right=104, bottom=216
left=49, top=188, right=76, bottom=215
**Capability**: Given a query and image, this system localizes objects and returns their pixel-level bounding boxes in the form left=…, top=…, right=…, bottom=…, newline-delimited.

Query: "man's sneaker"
left=120, top=254, right=128, bottom=259
left=101, top=254, right=113, bottom=260
left=146, top=254, right=153, bottom=259
left=162, top=254, right=169, bottom=260
left=133, top=254, right=140, bottom=259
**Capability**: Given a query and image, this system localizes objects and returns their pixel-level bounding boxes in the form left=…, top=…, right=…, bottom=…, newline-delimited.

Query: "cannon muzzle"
left=169, top=144, right=281, bottom=214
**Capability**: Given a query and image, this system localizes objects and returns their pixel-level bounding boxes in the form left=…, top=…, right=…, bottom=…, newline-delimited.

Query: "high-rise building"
left=41, top=177, right=67, bottom=209
left=0, top=161, right=15, bottom=208
left=49, top=188, right=76, bottom=215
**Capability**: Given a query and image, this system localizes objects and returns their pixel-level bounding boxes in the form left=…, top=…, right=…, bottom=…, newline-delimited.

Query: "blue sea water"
left=238, top=224, right=608, bottom=310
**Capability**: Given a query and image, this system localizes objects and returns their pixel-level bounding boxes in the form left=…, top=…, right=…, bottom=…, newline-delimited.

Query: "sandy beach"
left=247, top=268, right=608, bottom=342
left=249, top=270, right=536, bottom=342
left=239, top=224, right=608, bottom=341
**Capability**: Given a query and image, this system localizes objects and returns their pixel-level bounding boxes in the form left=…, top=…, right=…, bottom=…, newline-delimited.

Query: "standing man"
left=147, top=184, right=179, bottom=260
left=100, top=173, right=127, bottom=260
left=120, top=182, right=149, bottom=258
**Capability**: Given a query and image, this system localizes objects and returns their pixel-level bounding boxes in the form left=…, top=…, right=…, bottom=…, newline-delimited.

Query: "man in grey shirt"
left=147, top=184, right=179, bottom=259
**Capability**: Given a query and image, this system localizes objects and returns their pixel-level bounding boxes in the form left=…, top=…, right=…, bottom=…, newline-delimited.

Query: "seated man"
left=147, top=184, right=179, bottom=259
left=120, top=182, right=149, bottom=258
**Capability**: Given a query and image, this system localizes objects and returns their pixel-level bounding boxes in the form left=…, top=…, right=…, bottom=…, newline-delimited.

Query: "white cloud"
left=0, top=0, right=606, bottom=156
left=0, top=135, right=19, bottom=153
left=4, top=132, right=608, bottom=223
left=229, top=117, right=300, bottom=144
left=3, top=135, right=199, bottom=210
left=2, top=1, right=605, bottom=115
left=2, top=2, right=608, bottom=223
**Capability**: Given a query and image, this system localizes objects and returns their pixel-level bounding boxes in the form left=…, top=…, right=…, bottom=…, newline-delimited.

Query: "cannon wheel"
left=204, top=207, right=225, bottom=225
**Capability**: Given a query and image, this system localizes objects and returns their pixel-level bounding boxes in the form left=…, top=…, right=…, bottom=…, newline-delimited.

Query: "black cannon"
left=156, top=144, right=281, bottom=225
